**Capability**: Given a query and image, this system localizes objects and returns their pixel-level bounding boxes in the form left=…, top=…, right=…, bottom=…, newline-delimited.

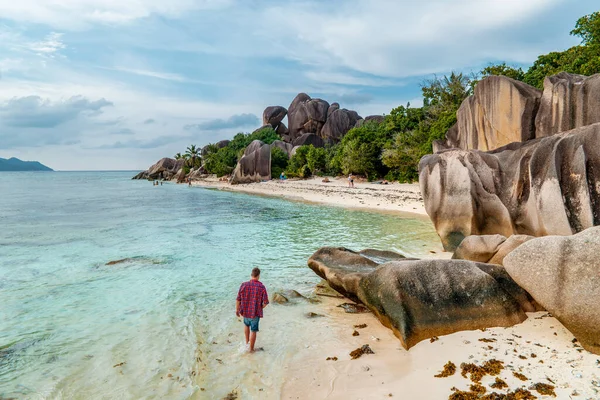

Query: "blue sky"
left=0, top=0, right=597, bottom=170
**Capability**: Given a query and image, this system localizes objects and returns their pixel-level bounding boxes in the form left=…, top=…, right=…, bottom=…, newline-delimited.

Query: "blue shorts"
left=243, top=317, right=260, bottom=332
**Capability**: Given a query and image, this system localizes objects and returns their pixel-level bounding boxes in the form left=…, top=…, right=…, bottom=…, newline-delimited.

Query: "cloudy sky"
left=0, top=0, right=597, bottom=170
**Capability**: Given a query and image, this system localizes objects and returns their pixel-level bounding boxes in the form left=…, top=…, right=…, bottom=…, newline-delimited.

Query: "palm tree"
left=185, top=145, right=201, bottom=168
left=174, top=152, right=183, bottom=160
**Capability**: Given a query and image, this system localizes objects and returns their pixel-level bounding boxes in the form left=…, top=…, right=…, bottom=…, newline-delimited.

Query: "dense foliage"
left=270, top=147, right=289, bottom=179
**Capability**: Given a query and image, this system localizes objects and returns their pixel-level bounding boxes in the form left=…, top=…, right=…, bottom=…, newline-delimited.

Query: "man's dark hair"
left=251, top=267, right=261, bottom=278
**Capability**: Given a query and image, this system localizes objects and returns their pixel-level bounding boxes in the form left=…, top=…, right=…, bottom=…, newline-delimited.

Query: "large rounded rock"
left=452, top=234, right=507, bottom=263
left=358, top=260, right=530, bottom=349
left=308, top=247, right=379, bottom=303
left=438, top=76, right=541, bottom=151
left=308, top=247, right=536, bottom=349
left=321, top=108, right=361, bottom=142
left=287, top=93, right=330, bottom=140
left=420, top=122, right=600, bottom=250
left=453, top=234, right=535, bottom=266
left=133, top=157, right=185, bottom=180
left=535, top=72, right=600, bottom=138
left=292, top=133, right=324, bottom=148
left=263, top=106, right=287, bottom=128
left=231, top=141, right=272, bottom=184
left=504, top=226, right=600, bottom=354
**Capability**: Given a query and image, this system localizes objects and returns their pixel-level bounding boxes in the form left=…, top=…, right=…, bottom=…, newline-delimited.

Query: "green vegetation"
left=185, top=145, right=201, bottom=168
left=270, top=147, right=289, bottom=179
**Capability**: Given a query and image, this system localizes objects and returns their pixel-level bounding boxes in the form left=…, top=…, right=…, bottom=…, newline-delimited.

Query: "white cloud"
left=29, top=32, right=66, bottom=57
left=0, top=0, right=233, bottom=29
left=107, top=66, right=189, bottom=82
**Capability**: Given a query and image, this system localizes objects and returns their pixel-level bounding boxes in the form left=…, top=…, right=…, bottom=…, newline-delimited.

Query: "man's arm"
left=236, top=284, right=244, bottom=317
left=262, top=288, right=269, bottom=309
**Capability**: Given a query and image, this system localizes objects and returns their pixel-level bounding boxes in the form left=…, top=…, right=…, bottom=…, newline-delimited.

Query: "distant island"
left=0, top=157, right=53, bottom=171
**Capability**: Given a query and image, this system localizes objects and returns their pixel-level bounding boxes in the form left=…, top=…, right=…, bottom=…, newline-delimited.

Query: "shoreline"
left=190, top=176, right=428, bottom=217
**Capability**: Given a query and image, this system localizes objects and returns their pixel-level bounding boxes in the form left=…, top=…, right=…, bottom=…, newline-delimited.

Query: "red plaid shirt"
left=236, top=279, right=269, bottom=319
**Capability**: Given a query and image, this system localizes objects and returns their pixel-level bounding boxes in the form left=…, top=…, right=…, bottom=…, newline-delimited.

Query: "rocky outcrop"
left=231, top=141, right=272, bottom=184
left=443, top=76, right=542, bottom=151
left=231, top=140, right=294, bottom=184
left=308, top=247, right=537, bottom=349
left=436, top=73, right=600, bottom=152
left=262, top=106, right=287, bottom=128
left=453, top=234, right=534, bottom=265
left=132, top=158, right=185, bottom=180
left=286, top=93, right=361, bottom=144
left=292, top=133, right=324, bottom=148
left=288, top=93, right=330, bottom=141
left=321, top=108, right=362, bottom=143
left=419, top=123, right=600, bottom=250
left=535, top=73, right=600, bottom=138
left=504, top=227, right=600, bottom=354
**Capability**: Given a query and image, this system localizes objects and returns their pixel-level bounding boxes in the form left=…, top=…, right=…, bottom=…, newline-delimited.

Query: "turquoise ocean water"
left=0, top=172, right=441, bottom=399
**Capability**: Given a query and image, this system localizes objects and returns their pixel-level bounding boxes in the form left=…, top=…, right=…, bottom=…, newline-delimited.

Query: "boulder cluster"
left=308, top=247, right=538, bottom=350
left=309, top=72, right=600, bottom=356
left=231, top=93, right=382, bottom=184
left=420, top=73, right=600, bottom=250
left=133, top=92, right=384, bottom=184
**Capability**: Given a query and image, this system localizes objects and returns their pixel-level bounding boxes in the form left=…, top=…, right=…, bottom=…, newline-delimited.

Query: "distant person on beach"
left=236, top=267, right=269, bottom=352
left=348, top=174, right=354, bottom=188
left=280, top=172, right=287, bottom=180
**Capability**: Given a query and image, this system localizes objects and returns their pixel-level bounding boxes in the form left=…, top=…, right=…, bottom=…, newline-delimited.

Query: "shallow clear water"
left=0, top=171, right=441, bottom=399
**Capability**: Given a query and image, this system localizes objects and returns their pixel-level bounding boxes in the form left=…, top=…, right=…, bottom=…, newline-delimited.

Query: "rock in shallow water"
left=504, top=226, right=600, bottom=354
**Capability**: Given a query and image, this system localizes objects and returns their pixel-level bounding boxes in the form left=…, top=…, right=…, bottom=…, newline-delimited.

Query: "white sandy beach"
left=282, top=292, right=600, bottom=400
left=191, top=176, right=427, bottom=216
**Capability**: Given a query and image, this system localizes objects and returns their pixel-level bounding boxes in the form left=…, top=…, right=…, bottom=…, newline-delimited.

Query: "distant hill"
left=0, top=157, right=53, bottom=171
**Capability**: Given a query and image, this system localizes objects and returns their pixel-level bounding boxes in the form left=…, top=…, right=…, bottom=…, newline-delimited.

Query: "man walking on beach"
left=236, top=268, right=269, bottom=352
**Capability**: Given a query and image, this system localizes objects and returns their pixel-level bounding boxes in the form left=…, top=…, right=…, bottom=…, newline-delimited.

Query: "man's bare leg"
left=249, top=331, right=257, bottom=352
left=244, top=325, right=250, bottom=345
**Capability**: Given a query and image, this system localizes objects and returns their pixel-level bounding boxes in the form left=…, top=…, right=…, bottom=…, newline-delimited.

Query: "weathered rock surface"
left=504, top=226, right=600, bottom=354
left=449, top=76, right=542, bottom=151
left=292, top=133, right=324, bottom=148
left=419, top=123, right=600, bottom=250
left=321, top=108, right=362, bottom=143
left=132, top=158, right=185, bottom=180
left=231, top=140, right=272, bottom=184
left=359, top=260, right=531, bottom=349
left=231, top=140, right=294, bottom=184
left=452, top=234, right=534, bottom=265
left=288, top=94, right=330, bottom=140
left=262, top=106, right=287, bottom=128
left=535, top=73, right=600, bottom=138
left=437, top=72, right=600, bottom=152
left=452, top=235, right=507, bottom=263
left=308, top=247, right=537, bottom=349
